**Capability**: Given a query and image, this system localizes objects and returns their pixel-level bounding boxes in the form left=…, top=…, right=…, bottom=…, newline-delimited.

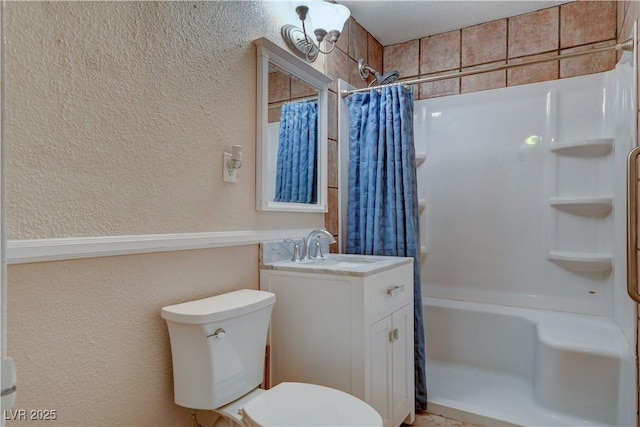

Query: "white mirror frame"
left=254, top=37, right=332, bottom=212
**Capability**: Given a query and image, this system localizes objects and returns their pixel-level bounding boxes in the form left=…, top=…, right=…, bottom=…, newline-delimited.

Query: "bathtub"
left=423, top=297, right=636, bottom=427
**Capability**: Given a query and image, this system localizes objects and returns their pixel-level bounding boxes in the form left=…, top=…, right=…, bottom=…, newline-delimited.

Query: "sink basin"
left=261, top=254, right=412, bottom=277
left=308, top=255, right=378, bottom=267
left=327, top=261, right=375, bottom=268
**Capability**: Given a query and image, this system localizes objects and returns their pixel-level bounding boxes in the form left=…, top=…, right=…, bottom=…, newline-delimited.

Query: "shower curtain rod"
left=341, top=37, right=635, bottom=97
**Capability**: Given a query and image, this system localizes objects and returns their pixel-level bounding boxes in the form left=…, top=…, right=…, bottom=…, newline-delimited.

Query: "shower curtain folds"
left=346, top=86, right=427, bottom=411
left=275, top=100, right=318, bottom=203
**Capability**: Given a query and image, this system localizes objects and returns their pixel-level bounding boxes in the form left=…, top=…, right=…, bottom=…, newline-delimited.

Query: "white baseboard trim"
left=7, top=228, right=315, bottom=265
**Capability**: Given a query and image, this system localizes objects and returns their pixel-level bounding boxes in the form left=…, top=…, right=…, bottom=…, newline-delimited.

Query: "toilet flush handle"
left=207, top=328, right=226, bottom=339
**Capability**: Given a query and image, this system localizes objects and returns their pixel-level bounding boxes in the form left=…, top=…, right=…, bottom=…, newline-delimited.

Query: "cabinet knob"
left=386, top=285, right=405, bottom=296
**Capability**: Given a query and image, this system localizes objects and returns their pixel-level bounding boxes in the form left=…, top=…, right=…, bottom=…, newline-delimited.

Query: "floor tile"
left=408, top=412, right=480, bottom=427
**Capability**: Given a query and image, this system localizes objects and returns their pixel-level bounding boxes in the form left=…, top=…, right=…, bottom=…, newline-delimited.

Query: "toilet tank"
left=161, top=289, right=276, bottom=410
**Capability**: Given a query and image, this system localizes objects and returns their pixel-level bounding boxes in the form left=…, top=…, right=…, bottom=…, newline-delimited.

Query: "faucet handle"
left=312, top=235, right=324, bottom=259
left=284, top=239, right=301, bottom=262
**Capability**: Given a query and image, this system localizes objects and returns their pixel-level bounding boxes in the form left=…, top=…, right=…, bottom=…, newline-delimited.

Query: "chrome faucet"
left=303, top=228, right=336, bottom=260
left=284, top=239, right=302, bottom=261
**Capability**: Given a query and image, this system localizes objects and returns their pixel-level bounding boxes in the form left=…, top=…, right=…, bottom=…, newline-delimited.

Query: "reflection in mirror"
left=254, top=37, right=332, bottom=213
left=267, top=64, right=319, bottom=204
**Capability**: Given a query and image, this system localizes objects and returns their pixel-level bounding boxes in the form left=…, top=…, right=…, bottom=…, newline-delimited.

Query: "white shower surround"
left=412, top=55, right=637, bottom=424
left=416, top=70, right=624, bottom=317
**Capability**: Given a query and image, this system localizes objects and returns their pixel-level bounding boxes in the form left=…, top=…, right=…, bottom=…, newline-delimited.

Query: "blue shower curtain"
left=346, top=86, right=427, bottom=411
left=275, top=100, right=318, bottom=203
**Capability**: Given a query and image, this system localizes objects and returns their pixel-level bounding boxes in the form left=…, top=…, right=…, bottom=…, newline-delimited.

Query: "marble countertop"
left=260, top=254, right=413, bottom=277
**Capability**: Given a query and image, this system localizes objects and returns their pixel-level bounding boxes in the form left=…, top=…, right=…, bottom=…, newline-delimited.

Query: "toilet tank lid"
left=161, top=289, right=275, bottom=325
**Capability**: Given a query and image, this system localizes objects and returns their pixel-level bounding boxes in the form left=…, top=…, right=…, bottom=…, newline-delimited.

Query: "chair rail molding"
left=7, top=229, right=316, bottom=264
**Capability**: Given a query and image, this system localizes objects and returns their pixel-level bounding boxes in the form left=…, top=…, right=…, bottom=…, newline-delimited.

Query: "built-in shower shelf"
left=419, top=199, right=426, bottom=213
left=550, top=138, right=613, bottom=157
left=547, top=251, right=613, bottom=273
left=415, top=153, right=427, bottom=166
left=549, top=197, right=613, bottom=217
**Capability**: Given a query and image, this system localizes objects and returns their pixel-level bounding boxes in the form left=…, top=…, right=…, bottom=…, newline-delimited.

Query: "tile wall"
left=385, top=0, right=617, bottom=99
left=323, top=0, right=618, bottom=243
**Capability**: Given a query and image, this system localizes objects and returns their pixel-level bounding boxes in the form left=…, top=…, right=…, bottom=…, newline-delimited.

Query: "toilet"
left=161, top=289, right=382, bottom=427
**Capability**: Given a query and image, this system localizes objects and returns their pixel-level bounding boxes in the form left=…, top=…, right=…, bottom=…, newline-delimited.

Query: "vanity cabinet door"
left=369, top=303, right=414, bottom=427
left=391, top=303, right=414, bottom=427
left=370, top=315, right=393, bottom=427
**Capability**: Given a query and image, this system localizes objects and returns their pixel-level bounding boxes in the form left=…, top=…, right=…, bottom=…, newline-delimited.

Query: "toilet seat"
left=241, top=382, right=382, bottom=427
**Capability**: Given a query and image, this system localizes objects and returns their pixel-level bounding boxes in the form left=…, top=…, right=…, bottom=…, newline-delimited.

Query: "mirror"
left=254, top=38, right=332, bottom=212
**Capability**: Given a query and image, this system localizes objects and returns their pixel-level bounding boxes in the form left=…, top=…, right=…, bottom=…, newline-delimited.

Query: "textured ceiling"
left=336, top=0, right=572, bottom=46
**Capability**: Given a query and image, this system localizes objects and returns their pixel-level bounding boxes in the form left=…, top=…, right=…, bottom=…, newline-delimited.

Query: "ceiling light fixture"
left=281, top=0, right=350, bottom=62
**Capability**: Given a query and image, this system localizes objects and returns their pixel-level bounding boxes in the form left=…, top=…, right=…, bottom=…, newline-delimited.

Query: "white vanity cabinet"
left=260, top=258, right=415, bottom=427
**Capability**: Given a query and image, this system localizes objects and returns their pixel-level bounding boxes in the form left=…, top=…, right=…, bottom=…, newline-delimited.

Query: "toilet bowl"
left=241, top=382, right=382, bottom=427
left=214, top=382, right=382, bottom=427
left=161, top=289, right=382, bottom=427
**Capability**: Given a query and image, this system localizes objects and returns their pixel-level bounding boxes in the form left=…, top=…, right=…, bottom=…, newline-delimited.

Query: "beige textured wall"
left=6, top=2, right=324, bottom=426
left=7, top=1, right=322, bottom=240
left=9, top=247, right=257, bottom=426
